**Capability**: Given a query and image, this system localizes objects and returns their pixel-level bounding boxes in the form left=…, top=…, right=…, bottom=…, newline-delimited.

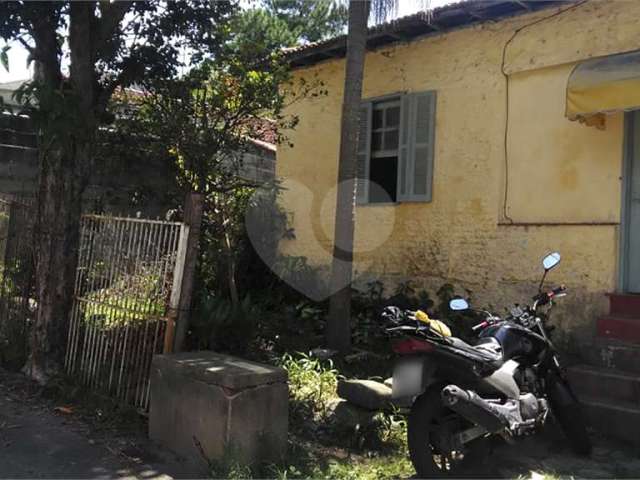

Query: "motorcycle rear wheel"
left=408, top=387, right=487, bottom=478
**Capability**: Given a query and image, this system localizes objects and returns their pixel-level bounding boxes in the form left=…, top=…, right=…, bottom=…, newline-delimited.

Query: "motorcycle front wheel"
left=407, top=387, right=487, bottom=478
left=546, top=371, right=592, bottom=455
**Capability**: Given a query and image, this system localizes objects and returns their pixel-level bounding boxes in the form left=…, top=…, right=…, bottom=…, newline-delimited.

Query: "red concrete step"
left=567, top=364, right=640, bottom=405
left=597, top=316, right=640, bottom=343
left=608, top=293, right=640, bottom=317
left=580, top=396, right=640, bottom=446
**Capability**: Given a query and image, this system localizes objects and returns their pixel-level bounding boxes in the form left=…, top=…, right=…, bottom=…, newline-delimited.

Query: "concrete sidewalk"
left=0, top=393, right=181, bottom=479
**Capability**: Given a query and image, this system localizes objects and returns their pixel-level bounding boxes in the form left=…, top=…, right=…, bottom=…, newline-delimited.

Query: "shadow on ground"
left=460, top=426, right=640, bottom=479
left=0, top=392, right=191, bottom=479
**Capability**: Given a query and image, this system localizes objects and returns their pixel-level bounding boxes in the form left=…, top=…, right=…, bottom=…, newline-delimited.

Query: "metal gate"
left=0, top=196, right=35, bottom=370
left=65, top=214, right=187, bottom=410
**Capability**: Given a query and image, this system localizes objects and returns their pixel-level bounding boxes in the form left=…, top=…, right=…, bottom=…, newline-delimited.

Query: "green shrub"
left=82, top=269, right=165, bottom=326
left=279, top=352, right=338, bottom=416
left=189, top=293, right=260, bottom=354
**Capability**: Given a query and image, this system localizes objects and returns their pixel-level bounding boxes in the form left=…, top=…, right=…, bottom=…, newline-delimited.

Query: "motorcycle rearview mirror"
left=542, top=252, right=561, bottom=271
left=449, top=298, right=469, bottom=311
left=538, top=251, right=561, bottom=292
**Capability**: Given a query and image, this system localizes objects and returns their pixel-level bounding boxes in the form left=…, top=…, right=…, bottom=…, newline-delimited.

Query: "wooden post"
left=173, top=192, right=204, bottom=352
left=163, top=309, right=177, bottom=354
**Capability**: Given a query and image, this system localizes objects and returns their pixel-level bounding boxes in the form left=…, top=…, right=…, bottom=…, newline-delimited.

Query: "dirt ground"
left=491, top=430, right=640, bottom=479
left=0, top=369, right=195, bottom=479
left=0, top=367, right=639, bottom=479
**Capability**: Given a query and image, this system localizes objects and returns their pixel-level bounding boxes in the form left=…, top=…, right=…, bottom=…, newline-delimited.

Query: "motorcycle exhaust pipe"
left=441, top=385, right=509, bottom=434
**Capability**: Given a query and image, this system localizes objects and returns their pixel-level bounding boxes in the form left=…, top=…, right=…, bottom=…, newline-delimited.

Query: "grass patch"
left=267, top=436, right=413, bottom=480
left=279, top=353, right=339, bottom=416
left=81, top=270, right=165, bottom=326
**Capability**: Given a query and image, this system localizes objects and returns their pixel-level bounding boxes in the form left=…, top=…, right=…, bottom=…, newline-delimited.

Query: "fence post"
left=173, top=192, right=204, bottom=352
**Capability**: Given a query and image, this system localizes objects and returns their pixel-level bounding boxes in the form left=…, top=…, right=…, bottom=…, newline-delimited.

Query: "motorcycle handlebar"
left=533, top=284, right=567, bottom=306
left=472, top=321, right=489, bottom=331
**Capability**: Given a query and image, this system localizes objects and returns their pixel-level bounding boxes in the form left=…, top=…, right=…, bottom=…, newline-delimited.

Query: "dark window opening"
left=357, top=90, right=436, bottom=205
left=369, top=156, right=397, bottom=203
left=369, top=99, right=400, bottom=203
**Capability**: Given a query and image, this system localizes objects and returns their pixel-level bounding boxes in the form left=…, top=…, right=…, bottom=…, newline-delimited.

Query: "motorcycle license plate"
left=392, top=360, right=423, bottom=399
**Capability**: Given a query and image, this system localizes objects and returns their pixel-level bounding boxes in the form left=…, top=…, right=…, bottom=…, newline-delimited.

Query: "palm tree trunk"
left=326, top=0, right=371, bottom=353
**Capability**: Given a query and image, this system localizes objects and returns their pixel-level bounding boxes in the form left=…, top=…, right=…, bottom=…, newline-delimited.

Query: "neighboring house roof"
left=0, top=79, right=29, bottom=107
left=248, top=137, right=276, bottom=153
left=1, top=79, right=277, bottom=152
left=245, top=117, right=277, bottom=152
left=0, top=79, right=26, bottom=91
left=285, top=0, right=567, bottom=68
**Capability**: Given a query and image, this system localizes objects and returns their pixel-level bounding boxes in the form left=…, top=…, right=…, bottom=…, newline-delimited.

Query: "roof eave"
left=287, top=0, right=568, bottom=69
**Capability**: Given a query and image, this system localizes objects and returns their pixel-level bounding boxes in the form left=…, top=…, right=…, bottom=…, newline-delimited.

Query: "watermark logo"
left=245, top=178, right=397, bottom=301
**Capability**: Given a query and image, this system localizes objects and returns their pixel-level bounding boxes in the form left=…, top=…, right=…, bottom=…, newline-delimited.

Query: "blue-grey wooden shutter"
left=397, top=94, right=411, bottom=200
left=356, top=102, right=372, bottom=204
left=398, top=91, right=437, bottom=202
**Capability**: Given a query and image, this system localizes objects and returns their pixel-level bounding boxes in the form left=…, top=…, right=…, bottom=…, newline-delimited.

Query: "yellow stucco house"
left=277, top=0, right=640, bottom=361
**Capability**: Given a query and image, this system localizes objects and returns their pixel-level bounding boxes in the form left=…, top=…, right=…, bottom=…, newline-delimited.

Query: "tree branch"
left=96, top=1, right=133, bottom=58
left=16, top=36, right=35, bottom=55
left=96, top=55, right=141, bottom=114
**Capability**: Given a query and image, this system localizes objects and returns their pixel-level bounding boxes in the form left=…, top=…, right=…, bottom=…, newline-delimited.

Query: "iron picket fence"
left=65, top=214, right=187, bottom=410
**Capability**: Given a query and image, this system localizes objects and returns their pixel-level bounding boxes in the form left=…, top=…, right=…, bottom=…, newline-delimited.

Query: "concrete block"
left=149, top=351, right=288, bottom=472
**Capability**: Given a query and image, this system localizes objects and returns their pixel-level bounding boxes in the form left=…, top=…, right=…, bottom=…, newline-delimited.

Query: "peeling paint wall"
left=276, top=1, right=638, bottom=343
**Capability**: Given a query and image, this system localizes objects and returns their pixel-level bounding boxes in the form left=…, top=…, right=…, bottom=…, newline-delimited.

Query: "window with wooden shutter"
left=398, top=90, right=437, bottom=202
left=357, top=90, right=436, bottom=205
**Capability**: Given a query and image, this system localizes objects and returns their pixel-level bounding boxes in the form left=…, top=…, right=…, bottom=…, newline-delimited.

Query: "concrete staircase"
left=567, top=293, right=640, bottom=445
left=567, top=364, right=640, bottom=445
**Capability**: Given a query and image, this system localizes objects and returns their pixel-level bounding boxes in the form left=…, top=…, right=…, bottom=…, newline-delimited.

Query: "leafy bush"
left=350, top=280, right=483, bottom=348
left=0, top=258, right=35, bottom=370
left=189, top=293, right=260, bottom=354
left=82, top=269, right=165, bottom=326
left=279, top=352, right=338, bottom=417
left=351, top=280, right=435, bottom=350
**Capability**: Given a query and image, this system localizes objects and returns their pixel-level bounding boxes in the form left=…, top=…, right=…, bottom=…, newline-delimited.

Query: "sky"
left=0, top=0, right=453, bottom=84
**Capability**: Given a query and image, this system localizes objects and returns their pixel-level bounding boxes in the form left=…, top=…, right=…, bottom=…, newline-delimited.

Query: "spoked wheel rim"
left=408, top=388, right=489, bottom=479
left=427, top=411, right=474, bottom=474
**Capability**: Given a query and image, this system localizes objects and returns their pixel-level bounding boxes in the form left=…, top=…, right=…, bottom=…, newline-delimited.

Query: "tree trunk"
left=326, top=0, right=370, bottom=354
left=25, top=148, right=85, bottom=383
left=173, top=192, right=204, bottom=353
left=24, top=3, right=95, bottom=383
left=221, top=200, right=240, bottom=310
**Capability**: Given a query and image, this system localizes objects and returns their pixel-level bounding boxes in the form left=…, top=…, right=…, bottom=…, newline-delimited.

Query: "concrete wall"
left=239, top=144, right=277, bottom=185
left=276, top=1, right=640, bottom=345
left=0, top=112, right=276, bottom=217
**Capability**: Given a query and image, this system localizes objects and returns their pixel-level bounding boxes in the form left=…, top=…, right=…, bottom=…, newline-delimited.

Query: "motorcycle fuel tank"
left=479, top=321, right=547, bottom=363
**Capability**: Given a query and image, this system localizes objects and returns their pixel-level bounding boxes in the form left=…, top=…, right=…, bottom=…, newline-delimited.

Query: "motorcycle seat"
left=446, top=336, right=503, bottom=365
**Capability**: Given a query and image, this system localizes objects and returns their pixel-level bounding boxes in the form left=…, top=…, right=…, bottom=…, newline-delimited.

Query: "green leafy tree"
left=111, top=50, right=322, bottom=348
left=231, top=0, right=348, bottom=53
left=230, top=8, right=299, bottom=54
left=265, top=0, right=348, bottom=43
left=0, top=1, right=235, bottom=382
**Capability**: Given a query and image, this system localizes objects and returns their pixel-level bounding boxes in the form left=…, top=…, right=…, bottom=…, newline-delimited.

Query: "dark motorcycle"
left=383, top=252, right=591, bottom=478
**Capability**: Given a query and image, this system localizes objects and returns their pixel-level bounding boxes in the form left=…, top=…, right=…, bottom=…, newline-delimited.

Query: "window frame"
left=357, top=90, right=437, bottom=206
left=370, top=99, right=401, bottom=160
